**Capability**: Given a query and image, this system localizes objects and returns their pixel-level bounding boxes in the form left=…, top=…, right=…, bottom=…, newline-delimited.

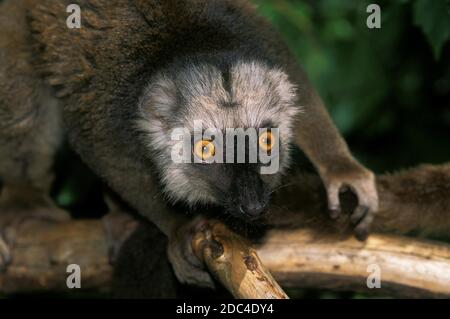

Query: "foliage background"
left=253, top=0, right=449, bottom=174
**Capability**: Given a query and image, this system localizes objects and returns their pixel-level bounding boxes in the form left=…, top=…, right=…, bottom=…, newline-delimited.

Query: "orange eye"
left=259, top=131, right=274, bottom=152
left=194, top=140, right=215, bottom=161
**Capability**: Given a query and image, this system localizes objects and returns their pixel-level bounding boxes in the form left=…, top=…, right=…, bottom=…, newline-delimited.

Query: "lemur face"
left=137, top=60, right=300, bottom=220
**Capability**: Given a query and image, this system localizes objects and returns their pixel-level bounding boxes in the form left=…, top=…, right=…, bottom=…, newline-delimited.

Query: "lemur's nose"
left=239, top=203, right=268, bottom=219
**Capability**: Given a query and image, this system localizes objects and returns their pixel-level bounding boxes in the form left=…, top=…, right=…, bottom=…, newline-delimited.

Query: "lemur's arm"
left=292, top=84, right=378, bottom=241
left=268, top=163, right=450, bottom=240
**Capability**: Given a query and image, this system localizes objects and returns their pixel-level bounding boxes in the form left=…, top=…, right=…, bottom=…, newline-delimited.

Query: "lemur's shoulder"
left=26, top=0, right=154, bottom=99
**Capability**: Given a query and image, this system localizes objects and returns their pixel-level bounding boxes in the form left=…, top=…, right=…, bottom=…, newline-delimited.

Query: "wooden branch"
left=0, top=220, right=112, bottom=294
left=256, top=228, right=450, bottom=298
left=1, top=218, right=450, bottom=297
left=191, top=220, right=288, bottom=299
left=0, top=163, right=449, bottom=297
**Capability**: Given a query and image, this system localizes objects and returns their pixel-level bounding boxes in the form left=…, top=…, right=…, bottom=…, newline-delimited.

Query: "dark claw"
left=354, top=226, right=369, bottom=241
left=351, top=205, right=369, bottom=225
left=355, top=221, right=371, bottom=241
left=353, top=210, right=374, bottom=241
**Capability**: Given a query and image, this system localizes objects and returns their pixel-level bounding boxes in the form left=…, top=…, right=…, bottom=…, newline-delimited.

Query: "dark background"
left=253, top=0, right=450, bottom=173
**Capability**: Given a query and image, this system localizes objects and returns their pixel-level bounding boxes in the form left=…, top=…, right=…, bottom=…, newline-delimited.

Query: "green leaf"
left=413, top=0, right=450, bottom=59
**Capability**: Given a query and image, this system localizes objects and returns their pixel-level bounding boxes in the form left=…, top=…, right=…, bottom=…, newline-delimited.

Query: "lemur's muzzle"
left=231, top=167, right=270, bottom=220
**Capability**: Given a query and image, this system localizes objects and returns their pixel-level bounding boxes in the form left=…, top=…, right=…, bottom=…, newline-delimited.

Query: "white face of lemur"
left=137, top=61, right=300, bottom=220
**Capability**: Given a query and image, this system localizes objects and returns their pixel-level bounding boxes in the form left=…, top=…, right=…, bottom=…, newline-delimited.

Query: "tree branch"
left=191, top=220, right=288, bottom=299
left=1, top=218, right=450, bottom=297
left=257, top=228, right=450, bottom=298
left=0, top=163, right=449, bottom=297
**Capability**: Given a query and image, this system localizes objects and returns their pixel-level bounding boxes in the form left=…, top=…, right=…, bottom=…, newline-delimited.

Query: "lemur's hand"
left=167, top=218, right=215, bottom=289
left=320, top=160, right=378, bottom=241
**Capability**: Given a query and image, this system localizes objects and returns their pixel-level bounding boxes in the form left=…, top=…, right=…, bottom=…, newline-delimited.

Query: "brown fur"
left=0, top=0, right=369, bottom=234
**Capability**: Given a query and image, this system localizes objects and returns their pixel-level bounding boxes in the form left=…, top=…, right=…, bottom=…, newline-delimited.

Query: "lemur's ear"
left=230, top=62, right=296, bottom=107
left=139, top=75, right=177, bottom=122
left=266, top=69, right=298, bottom=108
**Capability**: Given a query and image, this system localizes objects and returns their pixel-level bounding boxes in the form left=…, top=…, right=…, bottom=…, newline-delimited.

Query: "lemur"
left=0, top=0, right=378, bottom=287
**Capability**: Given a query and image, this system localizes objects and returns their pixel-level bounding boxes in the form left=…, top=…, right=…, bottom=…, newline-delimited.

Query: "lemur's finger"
left=352, top=180, right=378, bottom=241
left=167, top=218, right=215, bottom=289
left=354, top=174, right=379, bottom=213
left=327, top=183, right=342, bottom=219
left=350, top=205, right=369, bottom=225
left=354, top=212, right=374, bottom=241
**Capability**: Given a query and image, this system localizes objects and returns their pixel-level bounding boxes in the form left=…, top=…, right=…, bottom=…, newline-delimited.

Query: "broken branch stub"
left=191, top=220, right=288, bottom=299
